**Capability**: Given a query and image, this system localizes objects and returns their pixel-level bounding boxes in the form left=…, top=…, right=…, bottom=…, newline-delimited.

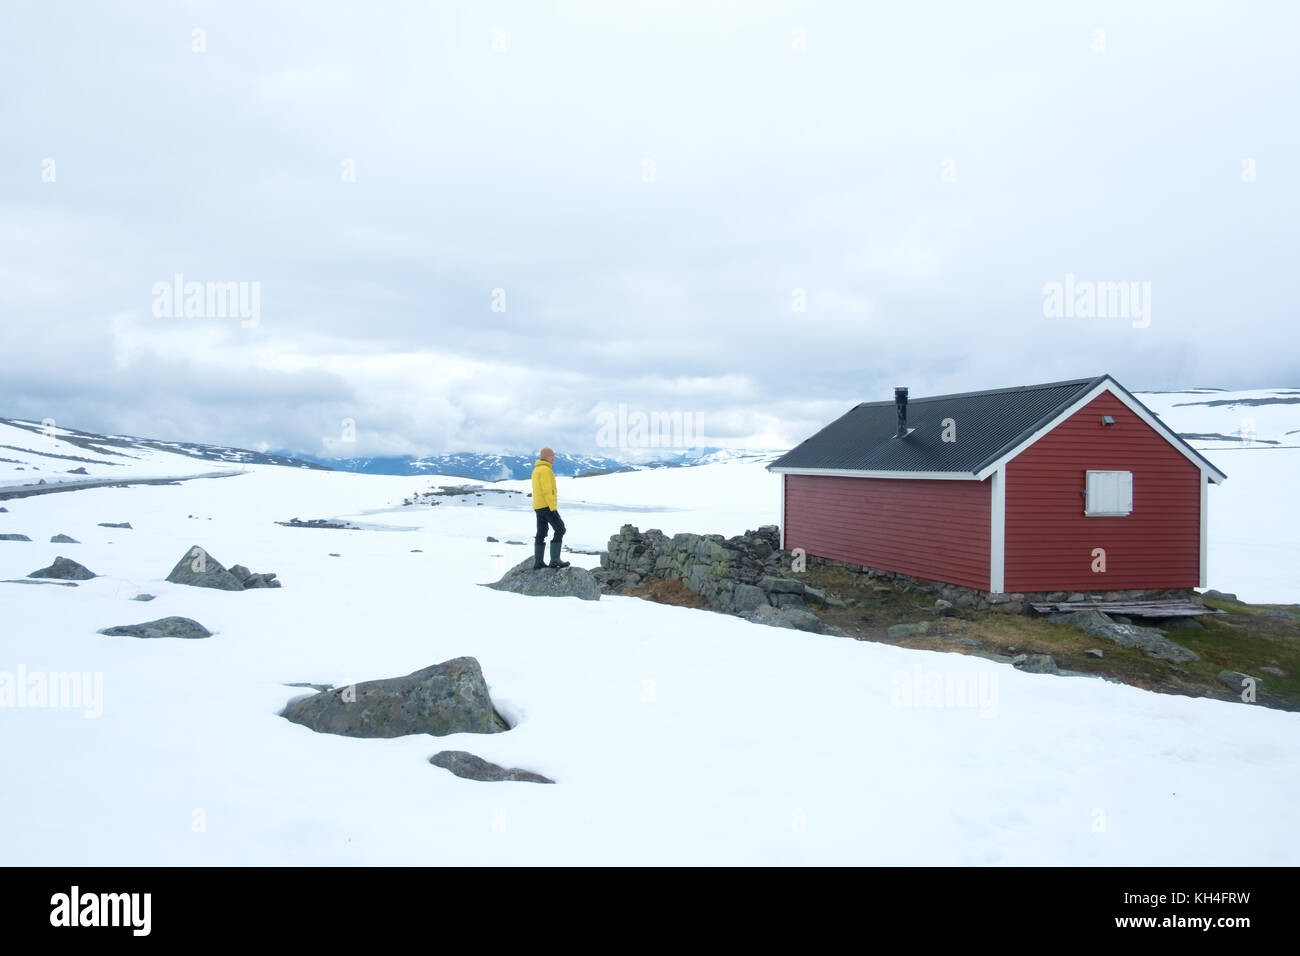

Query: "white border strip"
left=1199, top=472, right=1208, bottom=589
left=779, top=472, right=786, bottom=550
left=990, top=466, right=1005, bottom=594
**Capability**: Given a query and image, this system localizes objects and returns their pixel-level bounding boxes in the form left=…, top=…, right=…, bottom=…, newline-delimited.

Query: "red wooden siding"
left=1003, top=391, right=1201, bottom=592
left=784, top=474, right=991, bottom=590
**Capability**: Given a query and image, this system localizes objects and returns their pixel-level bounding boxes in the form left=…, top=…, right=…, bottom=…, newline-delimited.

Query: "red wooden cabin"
left=768, top=376, right=1226, bottom=595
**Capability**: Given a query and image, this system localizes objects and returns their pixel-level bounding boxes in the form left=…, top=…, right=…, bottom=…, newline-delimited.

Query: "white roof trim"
left=972, top=379, right=1228, bottom=484
left=767, top=466, right=979, bottom=480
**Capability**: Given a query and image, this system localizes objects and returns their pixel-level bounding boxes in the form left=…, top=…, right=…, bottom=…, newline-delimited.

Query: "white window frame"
left=1085, top=470, right=1133, bottom=516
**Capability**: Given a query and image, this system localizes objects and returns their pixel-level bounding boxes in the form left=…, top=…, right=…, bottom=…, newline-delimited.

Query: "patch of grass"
left=620, top=577, right=712, bottom=610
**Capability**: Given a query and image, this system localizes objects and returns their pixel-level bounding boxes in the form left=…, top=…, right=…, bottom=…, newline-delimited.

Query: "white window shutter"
left=1086, top=470, right=1132, bottom=516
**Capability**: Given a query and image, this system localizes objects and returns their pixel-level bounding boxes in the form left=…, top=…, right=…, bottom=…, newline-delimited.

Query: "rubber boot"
left=533, top=542, right=546, bottom=570
left=548, top=540, right=571, bottom=569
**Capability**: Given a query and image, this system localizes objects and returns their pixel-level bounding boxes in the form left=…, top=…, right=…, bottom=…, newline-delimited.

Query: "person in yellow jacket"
left=531, top=446, right=570, bottom=569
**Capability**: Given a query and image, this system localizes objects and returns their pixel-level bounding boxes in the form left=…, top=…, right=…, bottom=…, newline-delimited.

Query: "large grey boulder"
left=281, top=657, right=509, bottom=738
left=0, top=533, right=32, bottom=542
left=1217, top=670, right=1262, bottom=692
left=165, top=546, right=249, bottom=591
left=98, top=617, right=212, bottom=639
left=746, top=604, right=822, bottom=632
left=1049, top=609, right=1200, bottom=663
left=29, top=556, right=96, bottom=580
left=429, top=751, right=554, bottom=784
left=758, top=575, right=806, bottom=595
left=50, top=534, right=79, bottom=544
left=485, top=558, right=600, bottom=601
left=730, top=583, right=767, bottom=614
left=1012, top=653, right=1058, bottom=674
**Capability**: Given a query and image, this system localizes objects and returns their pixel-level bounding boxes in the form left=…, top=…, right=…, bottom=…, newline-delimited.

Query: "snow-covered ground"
left=1, top=395, right=1298, bottom=865
left=1139, top=389, right=1300, bottom=604
left=0, top=418, right=249, bottom=490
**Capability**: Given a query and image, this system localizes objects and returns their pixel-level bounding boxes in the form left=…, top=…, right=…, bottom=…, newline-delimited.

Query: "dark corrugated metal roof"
left=769, top=376, right=1104, bottom=474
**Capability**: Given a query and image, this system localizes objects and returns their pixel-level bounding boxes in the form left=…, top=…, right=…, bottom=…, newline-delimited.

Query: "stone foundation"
left=595, top=524, right=1199, bottom=616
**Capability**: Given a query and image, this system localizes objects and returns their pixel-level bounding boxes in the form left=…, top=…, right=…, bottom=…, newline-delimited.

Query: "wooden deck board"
left=1030, top=601, right=1222, bottom=618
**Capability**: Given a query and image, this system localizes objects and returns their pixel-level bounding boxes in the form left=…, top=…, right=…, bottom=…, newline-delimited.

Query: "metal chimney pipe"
left=895, top=387, right=908, bottom=437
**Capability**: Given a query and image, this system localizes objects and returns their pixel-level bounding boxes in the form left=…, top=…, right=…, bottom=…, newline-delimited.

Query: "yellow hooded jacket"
left=531, top=458, right=558, bottom=511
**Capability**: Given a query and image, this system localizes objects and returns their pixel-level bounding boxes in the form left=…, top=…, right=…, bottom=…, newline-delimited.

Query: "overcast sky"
left=3, top=1, right=1297, bottom=459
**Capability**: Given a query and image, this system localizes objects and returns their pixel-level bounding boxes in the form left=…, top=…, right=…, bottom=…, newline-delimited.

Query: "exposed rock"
left=955, top=637, right=983, bottom=647
left=1217, top=670, right=1262, bottom=692
left=243, top=572, right=281, bottom=589
left=2, top=579, right=78, bottom=587
left=98, top=617, right=212, bottom=640
left=429, top=751, right=554, bottom=784
left=486, top=536, right=499, bottom=543
left=0, top=533, right=32, bottom=542
left=165, top=546, right=247, bottom=591
left=485, top=558, right=600, bottom=601
left=0, top=507, right=7, bottom=512
left=1260, top=665, right=1286, bottom=678
left=1084, top=648, right=1105, bottom=659
left=1012, top=653, right=1058, bottom=674
left=989, top=593, right=1026, bottom=614
left=28, top=556, right=96, bottom=580
left=934, top=599, right=954, bottom=616
left=745, top=604, right=821, bottom=632
left=229, top=564, right=252, bottom=582
left=1049, top=609, right=1200, bottom=663
left=1203, top=589, right=1239, bottom=603
left=67, top=466, right=88, bottom=475
left=888, top=622, right=931, bottom=639
left=1261, top=609, right=1300, bottom=621
left=281, top=657, right=509, bottom=738
left=131, top=594, right=156, bottom=602
left=276, top=518, right=358, bottom=530
left=49, top=534, right=79, bottom=544
left=730, top=583, right=767, bottom=614
left=98, top=522, right=133, bottom=529
left=759, top=575, right=805, bottom=595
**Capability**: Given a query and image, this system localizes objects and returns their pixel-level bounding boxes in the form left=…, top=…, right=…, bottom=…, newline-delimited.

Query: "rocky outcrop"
left=1012, top=653, right=1058, bottom=674
left=276, top=518, right=359, bottom=530
left=746, top=604, right=822, bottom=632
left=166, top=546, right=281, bottom=591
left=598, top=525, right=813, bottom=610
left=1049, top=609, right=1199, bottom=663
left=429, top=750, right=554, bottom=784
left=0, top=533, right=32, bottom=542
left=29, top=556, right=96, bottom=580
left=1217, top=670, right=1262, bottom=692
left=281, top=657, right=510, bottom=738
left=50, top=534, right=79, bottom=544
left=98, top=522, right=132, bottom=529
left=485, top=558, right=601, bottom=601
left=99, top=617, right=212, bottom=639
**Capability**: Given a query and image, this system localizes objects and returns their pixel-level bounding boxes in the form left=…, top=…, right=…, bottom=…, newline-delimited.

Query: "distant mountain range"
left=285, top=447, right=782, bottom=480
left=0, top=417, right=331, bottom=470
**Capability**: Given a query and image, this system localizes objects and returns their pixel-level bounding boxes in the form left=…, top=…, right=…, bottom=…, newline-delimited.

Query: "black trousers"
left=535, top=508, right=565, bottom=545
